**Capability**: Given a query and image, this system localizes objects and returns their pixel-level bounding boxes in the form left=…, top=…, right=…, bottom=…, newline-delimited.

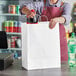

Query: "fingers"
left=49, top=19, right=56, bottom=29
left=49, top=22, right=56, bottom=29
left=27, top=14, right=33, bottom=18
left=27, top=12, right=36, bottom=18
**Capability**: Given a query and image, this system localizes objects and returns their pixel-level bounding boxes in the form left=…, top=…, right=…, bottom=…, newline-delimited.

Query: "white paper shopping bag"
left=22, top=22, right=61, bottom=70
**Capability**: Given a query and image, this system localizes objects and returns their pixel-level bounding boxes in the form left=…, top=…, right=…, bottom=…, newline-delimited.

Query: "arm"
left=61, top=3, right=72, bottom=25
left=20, top=2, right=44, bottom=17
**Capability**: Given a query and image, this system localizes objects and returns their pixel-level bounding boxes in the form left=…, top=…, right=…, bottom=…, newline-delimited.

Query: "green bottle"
left=68, top=32, right=76, bottom=67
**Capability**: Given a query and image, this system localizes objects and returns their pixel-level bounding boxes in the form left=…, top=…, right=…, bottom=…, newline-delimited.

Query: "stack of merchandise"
left=8, top=36, right=21, bottom=48
left=2, top=21, right=21, bottom=33
left=8, top=36, right=21, bottom=59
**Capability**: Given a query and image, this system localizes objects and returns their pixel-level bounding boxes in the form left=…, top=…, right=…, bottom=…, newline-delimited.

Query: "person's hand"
left=21, top=6, right=36, bottom=18
left=27, top=11, right=36, bottom=18
left=49, top=18, right=58, bottom=29
left=49, top=17, right=66, bottom=29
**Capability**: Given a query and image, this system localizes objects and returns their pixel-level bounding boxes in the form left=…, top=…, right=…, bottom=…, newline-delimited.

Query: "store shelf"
left=0, top=48, right=22, bottom=51
left=0, top=0, right=22, bottom=58
left=7, top=32, right=21, bottom=35
left=0, top=13, right=20, bottom=16
left=8, top=48, right=22, bottom=50
left=0, top=13, right=26, bottom=16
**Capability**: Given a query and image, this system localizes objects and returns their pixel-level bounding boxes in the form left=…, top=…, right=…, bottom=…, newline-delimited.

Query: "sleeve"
left=61, top=3, right=72, bottom=25
left=19, top=2, right=44, bottom=15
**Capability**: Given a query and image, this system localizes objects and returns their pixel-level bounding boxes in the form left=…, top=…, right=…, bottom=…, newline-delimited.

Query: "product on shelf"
left=9, top=21, right=14, bottom=32
left=2, top=21, right=21, bottom=33
left=16, top=5, right=20, bottom=14
left=11, top=36, right=16, bottom=48
left=8, top=5, right=16, bottom=14
left=7, top=36, right=21, bottom=48
left=8, top=5, right=20, bottom=14
left=14, top=21, right=21, bottom=33
left=17, top=21, right=21, bottom=33
left=14, top=21, right=17, bottom=32
left=16, top=37, right=21, bottom=48
left=7, top=37, right=11, bottom=48
left=2, top=21, right=9, bottom=32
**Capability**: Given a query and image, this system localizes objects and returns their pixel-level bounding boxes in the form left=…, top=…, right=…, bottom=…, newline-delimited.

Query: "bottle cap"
left=31, top=9, right=35, bottom=12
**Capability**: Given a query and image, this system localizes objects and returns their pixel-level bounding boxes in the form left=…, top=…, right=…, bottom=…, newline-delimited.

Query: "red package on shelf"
left=9, top=21, right=14, bottom=32
left=11, top=36, right=16, bottom=48
left=4, top=26, right=9, bottom=32
left=17, top=27, right=21, bottom=33
left=8, top=5, right=16, bottom=14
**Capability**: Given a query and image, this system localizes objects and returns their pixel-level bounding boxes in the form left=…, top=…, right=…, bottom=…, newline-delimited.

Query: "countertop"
left=0, top=59, right=76, bottom=76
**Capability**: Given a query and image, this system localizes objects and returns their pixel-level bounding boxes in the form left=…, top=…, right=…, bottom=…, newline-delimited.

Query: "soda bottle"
left=68, top=32, right=76, bottom=67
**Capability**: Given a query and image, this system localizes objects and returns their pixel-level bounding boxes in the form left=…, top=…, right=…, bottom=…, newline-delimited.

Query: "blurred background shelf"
left=7, top=32, right=21, bottom=35
left=0, top=48, right=22, bottom=51
left=0, top=13, right=26, bottom=16
left=0, top=0, right=23, bottom=58
left=0, top=13, right=21, bottom=16
left=8, top=48, right=22, bottom=50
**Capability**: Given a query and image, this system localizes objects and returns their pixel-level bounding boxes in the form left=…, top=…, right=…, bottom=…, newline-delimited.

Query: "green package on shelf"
left=3, top=21, right=9, bottom=32
left=16, top=5, right=20, bottom=14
